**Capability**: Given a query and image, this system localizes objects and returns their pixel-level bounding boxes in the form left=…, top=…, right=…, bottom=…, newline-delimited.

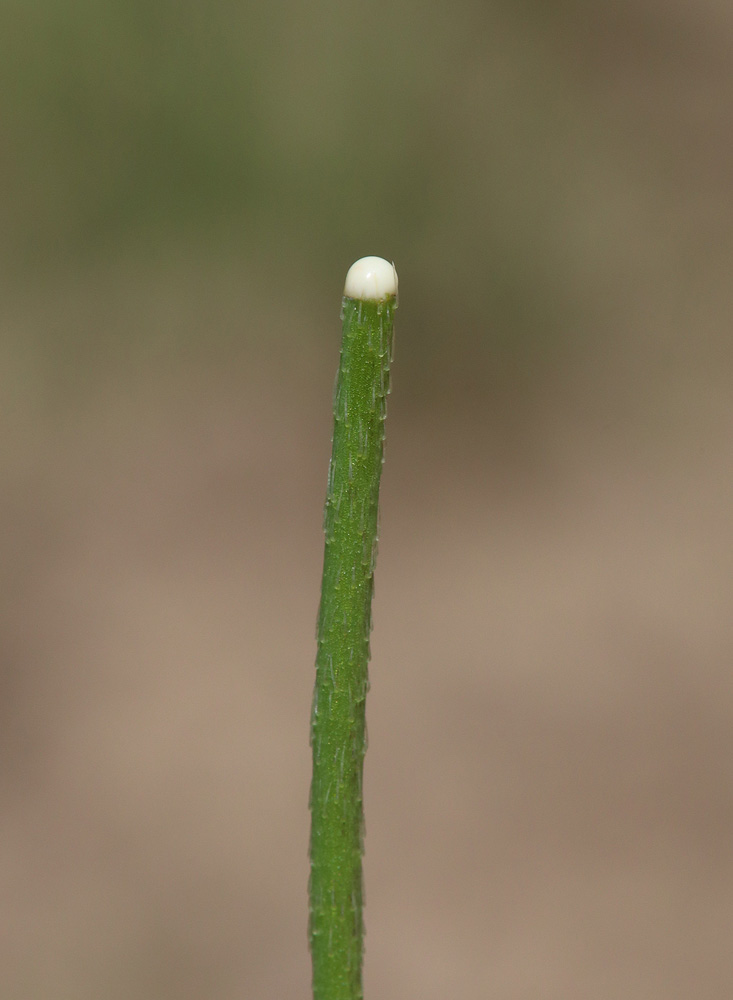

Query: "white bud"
left=343, top=257, right=398, bottom=301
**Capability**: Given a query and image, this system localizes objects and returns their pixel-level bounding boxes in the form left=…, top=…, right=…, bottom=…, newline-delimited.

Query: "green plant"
left=309, top=256, right=399, bottom=1000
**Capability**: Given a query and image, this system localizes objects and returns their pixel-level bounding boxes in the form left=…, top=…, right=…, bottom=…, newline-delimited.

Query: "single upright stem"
left=309, top=257, right=398, bottom=1000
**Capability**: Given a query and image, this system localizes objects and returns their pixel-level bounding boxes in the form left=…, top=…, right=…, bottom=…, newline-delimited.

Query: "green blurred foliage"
left=1, top=0, right=620, bottom=402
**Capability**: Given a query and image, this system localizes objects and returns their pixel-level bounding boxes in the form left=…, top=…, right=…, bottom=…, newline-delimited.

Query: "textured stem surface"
left=309, top=283, right=397, bottom=1000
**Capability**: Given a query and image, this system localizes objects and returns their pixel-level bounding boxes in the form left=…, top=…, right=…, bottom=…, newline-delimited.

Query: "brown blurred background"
left=2, top=1, right=733, bottom=997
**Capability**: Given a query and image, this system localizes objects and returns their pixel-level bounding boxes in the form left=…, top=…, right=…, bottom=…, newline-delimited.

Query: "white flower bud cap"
left=344, top=256, right=398, bottom=301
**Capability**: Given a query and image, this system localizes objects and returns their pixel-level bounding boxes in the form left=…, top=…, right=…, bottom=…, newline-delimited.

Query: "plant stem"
left=309, top=257, right=398, bottom=1000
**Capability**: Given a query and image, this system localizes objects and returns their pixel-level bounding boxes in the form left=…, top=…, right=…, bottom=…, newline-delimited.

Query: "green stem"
left=309, top=259, right=398, bottom=1000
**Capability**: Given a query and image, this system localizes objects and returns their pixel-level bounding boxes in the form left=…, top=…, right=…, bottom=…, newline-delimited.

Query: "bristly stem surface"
left=309, top=258, right=398, bottom=1000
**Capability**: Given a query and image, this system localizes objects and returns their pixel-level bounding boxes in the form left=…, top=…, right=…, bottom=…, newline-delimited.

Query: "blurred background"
left=2, top=1, right=733, bottom=997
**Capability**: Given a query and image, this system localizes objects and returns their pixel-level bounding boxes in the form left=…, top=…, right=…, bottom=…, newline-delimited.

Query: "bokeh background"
left=3, top=1, right=733, bottom=997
